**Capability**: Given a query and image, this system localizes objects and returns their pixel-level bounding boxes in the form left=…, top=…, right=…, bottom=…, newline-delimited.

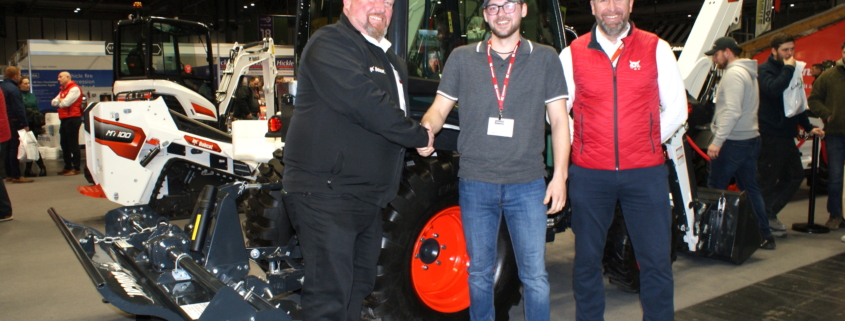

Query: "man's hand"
left=811, top=127, right=825, bottom=138
left=707, top=144, right=721, bottom=159
left=544, top=176, right=567, bottom=215
left=23, top=127, right=29, bottom=132
left=416, top=123, right=435, bottom=157
left=784, top=56, right=796, bottom=66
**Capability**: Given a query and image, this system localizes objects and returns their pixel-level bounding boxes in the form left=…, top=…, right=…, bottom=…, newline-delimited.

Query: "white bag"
left=783, top=60, right=808, bottom=118
left=17, top=129, right=40, bottom=162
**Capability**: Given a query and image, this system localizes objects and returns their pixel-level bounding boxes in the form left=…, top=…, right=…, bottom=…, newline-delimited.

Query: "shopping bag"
left=783, top=60, right=808, bottom=118
left=24, top=130, right=40, bottom=162
left=16, top=129, right=39, bottom=162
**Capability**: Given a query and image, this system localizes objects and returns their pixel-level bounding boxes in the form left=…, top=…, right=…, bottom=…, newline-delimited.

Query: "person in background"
left=756, top=33, right=824, bottom=237
left=51, top=71, right=83, bottom=176
left=19, top=77, right=46, bottom=177
left=705, top=37, right=775, bottom=249
left=0, top=89, right=13, bottom=222
left=1, top=66, right=32, bottom=183
left=808, top=42, right=845, bottom=229
left=233, top=76, right=261, bottom=119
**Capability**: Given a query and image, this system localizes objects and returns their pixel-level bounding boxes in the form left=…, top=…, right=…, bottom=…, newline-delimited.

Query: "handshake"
left=416, top=123, right=435, bottom=157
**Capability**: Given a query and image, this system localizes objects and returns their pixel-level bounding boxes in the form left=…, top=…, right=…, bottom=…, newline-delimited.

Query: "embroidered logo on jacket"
left=629, top=60, right=641, bottom=71
left=370, top=66, right=386, bottom=74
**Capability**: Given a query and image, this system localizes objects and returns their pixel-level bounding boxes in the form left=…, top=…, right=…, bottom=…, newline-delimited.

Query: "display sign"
left=755, top=0, right=774, bottom=36
left=259, top=15, right=274, bottom=40
left=27, top=70, right=114, bottom=112
left=218, top=57, right=295, bottom=77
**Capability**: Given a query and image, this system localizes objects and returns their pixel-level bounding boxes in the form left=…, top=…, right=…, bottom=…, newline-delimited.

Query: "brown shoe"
left=57, top=169, right=72, bottom=175
left=4, top=177, right=11, bottom=182
left=63, top=169, right=82, bottom=176
left=0, top=215, right=12, bottom=222
left=11, top=177, right=34, bottom=183
left=825, top=217, right=844, bottom=230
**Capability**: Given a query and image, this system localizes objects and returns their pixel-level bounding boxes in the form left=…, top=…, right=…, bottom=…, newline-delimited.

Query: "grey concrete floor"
left=2, top=159, right=845, bottom=320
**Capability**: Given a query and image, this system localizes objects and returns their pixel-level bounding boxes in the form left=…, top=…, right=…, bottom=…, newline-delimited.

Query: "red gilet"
left=570, top=26, right=663, bottom=170
left=58, top=81, right=83, bottom=119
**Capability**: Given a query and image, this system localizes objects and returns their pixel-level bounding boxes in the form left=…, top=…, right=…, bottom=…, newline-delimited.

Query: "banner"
left=26, top=69, right=113, bottom=112
left=259, top=15, right=274, bottom=40
left=755, top=0, right=774, bottom=36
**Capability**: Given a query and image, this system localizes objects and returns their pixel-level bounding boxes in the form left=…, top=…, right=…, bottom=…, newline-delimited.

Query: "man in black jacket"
left=1, top=67, right=32, bottom=183
left=282, top=0, right=432, bottom=319
left=757, top=33, right=823, bottom=236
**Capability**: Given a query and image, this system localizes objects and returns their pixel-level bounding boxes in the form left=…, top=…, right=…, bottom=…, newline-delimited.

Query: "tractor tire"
left=602, top=204, right=640, bottom=293
left=364, top=153, right=522, bottom=321
left=242, top=150, right=294, bottom=247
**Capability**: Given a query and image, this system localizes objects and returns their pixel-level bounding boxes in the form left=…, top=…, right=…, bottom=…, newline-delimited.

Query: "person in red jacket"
left=0, top=89, right=14, bottom=221
left=558, top=0, right=687, bottom=319
left=51, top=71, right=83, bottom=176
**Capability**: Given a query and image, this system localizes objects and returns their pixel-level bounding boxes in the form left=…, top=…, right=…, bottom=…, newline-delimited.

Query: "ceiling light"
left=243, top=5, right=248, bottom=8
left=790, top=4, right=795, bottom=7
left=250, top=3, right=255, bottom=6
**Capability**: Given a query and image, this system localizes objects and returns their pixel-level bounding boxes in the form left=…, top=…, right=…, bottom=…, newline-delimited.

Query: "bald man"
left=51, top=72, right=83, bottom=176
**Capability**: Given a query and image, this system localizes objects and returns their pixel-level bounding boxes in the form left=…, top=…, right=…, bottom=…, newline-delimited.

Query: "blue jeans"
left=459, top=177, right=550, bottom=321
left=708, top=137, right=772, bottom=238
left=570, top=164, right=673, bottom=321
left=825, top=135, right=845, bottom=219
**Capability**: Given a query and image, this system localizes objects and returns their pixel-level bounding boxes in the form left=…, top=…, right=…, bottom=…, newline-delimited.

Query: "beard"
left=595, top=12, right=628, bottom=38
left=490, top=17, right=520, bottom=39
left=364, top=14, right=388, bottom=40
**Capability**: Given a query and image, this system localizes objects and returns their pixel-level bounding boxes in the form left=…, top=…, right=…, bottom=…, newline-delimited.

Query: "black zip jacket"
left=282, top=15, right=429, bottom=207
left=758, top=54, right=814, bottom=138
left=1, top=79, right=29, bottom=130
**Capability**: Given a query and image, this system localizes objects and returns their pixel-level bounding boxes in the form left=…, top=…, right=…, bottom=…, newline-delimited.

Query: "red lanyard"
left=487, top=40, right=520, bottom=120
left=611, top=43, right=625, bottom=63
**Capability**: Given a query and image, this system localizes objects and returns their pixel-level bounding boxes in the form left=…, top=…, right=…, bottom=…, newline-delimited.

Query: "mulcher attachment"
left=49, top=182, right=300, bottom=321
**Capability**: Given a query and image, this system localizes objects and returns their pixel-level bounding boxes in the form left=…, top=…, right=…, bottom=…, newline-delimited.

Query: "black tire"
left=602, top=204, right=640, bottom=293
left=242, top=150, right=294, bottom=247
left=364, top=153, right=522, bottom=321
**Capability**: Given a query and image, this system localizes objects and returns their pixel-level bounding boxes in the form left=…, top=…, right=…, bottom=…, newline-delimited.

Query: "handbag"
left=783, top=61, right=808, bottom=118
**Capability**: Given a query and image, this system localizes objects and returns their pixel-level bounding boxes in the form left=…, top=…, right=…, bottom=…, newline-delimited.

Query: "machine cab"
left=113, top=17, right=219, bottom=123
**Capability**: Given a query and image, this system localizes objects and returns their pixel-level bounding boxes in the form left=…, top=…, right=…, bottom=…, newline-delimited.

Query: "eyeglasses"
left=485, top=2, right=519, bottom=15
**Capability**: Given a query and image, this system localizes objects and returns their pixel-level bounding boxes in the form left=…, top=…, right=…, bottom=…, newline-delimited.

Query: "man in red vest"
left=559, top=0, right=687, bottom=319
left=51, top=71, right=83, bottom=176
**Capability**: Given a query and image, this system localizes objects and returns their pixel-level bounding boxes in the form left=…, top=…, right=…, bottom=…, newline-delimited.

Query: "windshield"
left=149, top=21, right=215, bottom=102
left=407, top=0, right=561, bottom=79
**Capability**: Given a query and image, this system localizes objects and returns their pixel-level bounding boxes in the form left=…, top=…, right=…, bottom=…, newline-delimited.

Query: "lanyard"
left=487, top=40, right=520, bottom=120
left=610, top=43, right=625, bottom=64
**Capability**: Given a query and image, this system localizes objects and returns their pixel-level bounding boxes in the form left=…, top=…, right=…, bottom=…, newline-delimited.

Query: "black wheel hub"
left=418, top=238, right=440, bottom=264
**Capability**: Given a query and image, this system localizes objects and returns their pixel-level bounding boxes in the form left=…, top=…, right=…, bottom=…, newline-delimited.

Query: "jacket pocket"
left=649, top=113, right=656, bottom=153
left=579, top=114, right=585, bottom=154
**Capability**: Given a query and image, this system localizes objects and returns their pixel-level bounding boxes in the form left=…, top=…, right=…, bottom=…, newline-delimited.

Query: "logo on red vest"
left=629, top=60, right=641, bottom=71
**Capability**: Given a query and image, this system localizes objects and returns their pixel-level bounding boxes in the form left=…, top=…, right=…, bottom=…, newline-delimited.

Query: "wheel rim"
left=410, top=206, right=470, bottom=313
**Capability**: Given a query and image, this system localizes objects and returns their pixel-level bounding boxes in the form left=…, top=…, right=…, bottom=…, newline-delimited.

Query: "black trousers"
left=0, top=141, right=11, bottom=217
left=757, top=134, right=804, bottom=220
left=283, top=192, right=382, bottom=321
left=60, top=116, right=82, bottom=170
left=3, top=129, right=22, bottom=179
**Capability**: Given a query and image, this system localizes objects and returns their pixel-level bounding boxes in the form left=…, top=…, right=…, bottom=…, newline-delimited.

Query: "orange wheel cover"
left=410, top=206, right=470, bottom=313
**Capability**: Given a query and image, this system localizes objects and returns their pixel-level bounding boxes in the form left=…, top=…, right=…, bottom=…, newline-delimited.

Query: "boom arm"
left=217, top=39, right=279, bottom=118
left=678, top=0, right=742, bottom=101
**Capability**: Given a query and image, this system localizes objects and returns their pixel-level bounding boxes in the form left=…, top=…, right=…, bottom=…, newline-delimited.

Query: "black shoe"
left=23, top=170, right=37, bottom=178
left=760, top=237, right=776, bottom=250
left=38, top=168, right=46, bottom=177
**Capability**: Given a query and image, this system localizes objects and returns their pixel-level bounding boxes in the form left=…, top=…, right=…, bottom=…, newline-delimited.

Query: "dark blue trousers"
left=570, top=164, right=674, bottom=321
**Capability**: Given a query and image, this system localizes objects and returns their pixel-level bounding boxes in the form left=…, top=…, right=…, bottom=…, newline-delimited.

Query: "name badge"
left=487, top=117, right=514, bottom=137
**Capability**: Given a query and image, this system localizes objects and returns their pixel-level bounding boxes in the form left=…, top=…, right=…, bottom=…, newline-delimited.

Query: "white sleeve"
left=559, top=47, right=575, bottom=113
left=58, top=87, right=82, bottom=108
left=655, top=40, right=688, bottom=142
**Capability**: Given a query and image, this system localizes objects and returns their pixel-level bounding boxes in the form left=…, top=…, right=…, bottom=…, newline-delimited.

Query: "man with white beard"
left=282, top=0, right=432, bottom=319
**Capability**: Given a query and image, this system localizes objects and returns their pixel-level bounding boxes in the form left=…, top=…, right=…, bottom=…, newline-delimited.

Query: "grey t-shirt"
left=437, top=39, right=568, bottom=184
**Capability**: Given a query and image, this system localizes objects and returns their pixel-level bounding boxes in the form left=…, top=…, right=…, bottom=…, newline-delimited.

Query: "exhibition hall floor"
left=1, top=159, right=844, bottom=321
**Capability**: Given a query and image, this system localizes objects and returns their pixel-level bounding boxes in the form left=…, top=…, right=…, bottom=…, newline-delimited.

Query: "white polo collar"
left=362, top=33, right=392, bottom=53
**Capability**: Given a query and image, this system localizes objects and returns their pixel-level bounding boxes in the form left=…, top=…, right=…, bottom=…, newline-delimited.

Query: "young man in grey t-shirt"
left=418, top=0, right=569, bottom=319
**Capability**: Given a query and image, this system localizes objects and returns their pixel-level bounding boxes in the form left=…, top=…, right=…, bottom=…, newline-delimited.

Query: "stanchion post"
left=793, top=135, right=830, bottom=233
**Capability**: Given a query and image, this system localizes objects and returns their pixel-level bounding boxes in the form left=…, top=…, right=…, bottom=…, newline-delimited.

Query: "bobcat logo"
left=629, top=60, right=641, bottom=71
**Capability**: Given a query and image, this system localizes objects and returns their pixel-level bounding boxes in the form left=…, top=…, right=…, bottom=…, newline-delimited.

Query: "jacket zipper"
left=613, top=65, right=619, bottom=170
left=649, top=113, right=655, bottom=153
